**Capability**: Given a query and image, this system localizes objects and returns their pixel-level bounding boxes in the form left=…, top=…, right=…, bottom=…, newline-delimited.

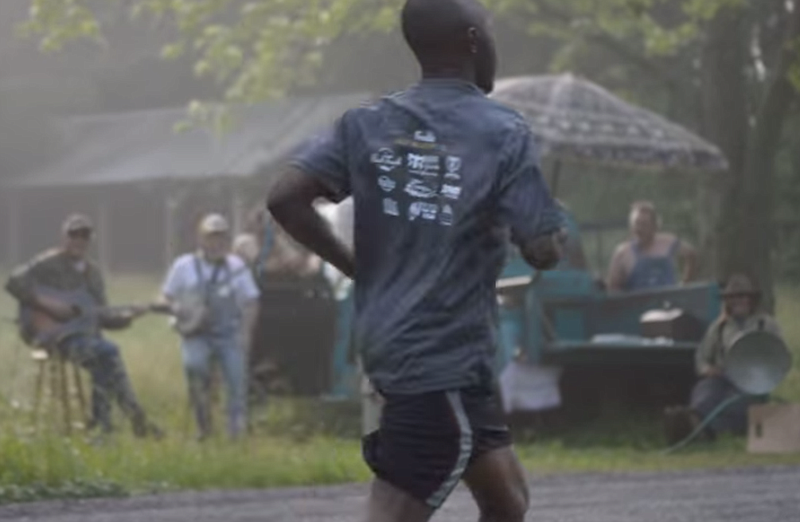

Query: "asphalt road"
left=0, top=466, right=797, bottom=522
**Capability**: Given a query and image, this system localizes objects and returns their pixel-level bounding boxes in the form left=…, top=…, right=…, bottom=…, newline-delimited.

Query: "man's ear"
left=467, top=27, right=479, bottom=54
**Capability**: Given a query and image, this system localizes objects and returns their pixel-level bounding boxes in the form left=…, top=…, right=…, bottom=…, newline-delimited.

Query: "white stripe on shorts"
left=426, top=390, right=473, bottom=508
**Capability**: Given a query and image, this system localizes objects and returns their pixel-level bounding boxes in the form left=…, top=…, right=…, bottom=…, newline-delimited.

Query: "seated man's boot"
left=130, top=409, right=165, bottom=440
left=137, top=419, right=166, bottom=440
left=693, top=410, right=716, bottom=443
left=112, top=372, right=165, bottom=440
left=663, top=406, right=695, bottom=446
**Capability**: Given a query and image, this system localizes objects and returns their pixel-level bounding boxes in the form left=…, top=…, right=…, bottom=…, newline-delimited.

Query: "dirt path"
left=0, top=466, right=797, bottom=521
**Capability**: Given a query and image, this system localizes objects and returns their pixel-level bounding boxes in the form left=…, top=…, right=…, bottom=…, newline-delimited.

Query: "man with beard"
left=5, top=214, right=162, bottom=439
left=664, top=273, right=783, bottom=445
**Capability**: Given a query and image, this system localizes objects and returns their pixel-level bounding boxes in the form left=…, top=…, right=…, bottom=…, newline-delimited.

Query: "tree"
left=499, top=0, right=800, bottom=310
left=22, top=0, right=401, bottom=120
left=22, top=0, right=800, bottom=308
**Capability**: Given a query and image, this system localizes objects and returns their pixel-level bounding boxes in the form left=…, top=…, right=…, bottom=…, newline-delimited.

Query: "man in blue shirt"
left=268, top=0, right=563, bottom=520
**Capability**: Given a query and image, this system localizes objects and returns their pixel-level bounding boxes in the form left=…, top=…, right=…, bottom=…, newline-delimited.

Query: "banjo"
left=158, top=260, right=250, bottom=337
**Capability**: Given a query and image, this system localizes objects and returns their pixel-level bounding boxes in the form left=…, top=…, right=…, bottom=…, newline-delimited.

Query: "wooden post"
left=164, top=192, right=181, bottom=269
left=6, top=189, right=21, bottom=270
left=696, top=172, right=721, bottom=279
left=230, top=183, right=246, bottom=236
left=596, top=231, right=604, bottom=277
left=96, top=197, right=111, bottom=274
left=164, top=186, right=190, bottom=269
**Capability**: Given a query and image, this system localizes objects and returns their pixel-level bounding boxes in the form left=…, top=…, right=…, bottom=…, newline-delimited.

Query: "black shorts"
left=361, top=385, right=512, bottom=509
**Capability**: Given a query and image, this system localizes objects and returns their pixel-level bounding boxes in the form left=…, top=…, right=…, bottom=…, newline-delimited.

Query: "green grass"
left=0, top=274, right=799, bottom=504
left=0, top=274, right=374, bottom=503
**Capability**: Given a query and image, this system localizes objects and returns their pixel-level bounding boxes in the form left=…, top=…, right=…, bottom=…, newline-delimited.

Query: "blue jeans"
left=182, top=335, right=247, bottom=438
left=61, top=335, right=146, bottom=433
left=690, top=376, right=763, bottom=436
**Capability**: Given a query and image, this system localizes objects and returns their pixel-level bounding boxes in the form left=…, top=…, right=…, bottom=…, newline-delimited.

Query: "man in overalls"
left=606, top=200, right=697, bottom=292
left=664, top=273, right=782, bottom=445
left=161, top=214, right=260, bottom=441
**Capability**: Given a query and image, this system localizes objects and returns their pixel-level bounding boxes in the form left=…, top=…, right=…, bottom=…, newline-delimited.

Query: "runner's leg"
left=462, top=446, right=529, bottom=522
left=361, top=479, right=434, bottom=522
left=460, top=385, right=529, bottom=522
left=360, top=390, right=471, bottom=521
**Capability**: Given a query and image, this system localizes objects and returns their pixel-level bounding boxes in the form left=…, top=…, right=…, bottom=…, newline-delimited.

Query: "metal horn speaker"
left=724, top=330, right=793, bottom=396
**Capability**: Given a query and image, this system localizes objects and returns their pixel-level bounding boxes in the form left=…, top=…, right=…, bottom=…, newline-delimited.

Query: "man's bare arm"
left=606, top=246, right=627, bottom=292
left=267, top=166, right=355, bottom=280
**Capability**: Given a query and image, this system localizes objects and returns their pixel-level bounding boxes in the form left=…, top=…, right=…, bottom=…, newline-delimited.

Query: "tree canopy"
left=24, top=1, right=767, bottom=103
left=20, top=0, right=800, bottom=306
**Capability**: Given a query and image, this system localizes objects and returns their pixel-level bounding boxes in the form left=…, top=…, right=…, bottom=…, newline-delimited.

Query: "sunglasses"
left=67, top=228, right=93, bottom=240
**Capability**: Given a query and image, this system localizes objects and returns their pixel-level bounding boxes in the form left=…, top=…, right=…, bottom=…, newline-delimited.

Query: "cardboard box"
left=747, top=404, right=800, bottom=454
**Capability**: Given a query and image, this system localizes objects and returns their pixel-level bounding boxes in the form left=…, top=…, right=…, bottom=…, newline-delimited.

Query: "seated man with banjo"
left=159, top=213, right=260, bottom=441
left=5, top=214, right=163, bottom=439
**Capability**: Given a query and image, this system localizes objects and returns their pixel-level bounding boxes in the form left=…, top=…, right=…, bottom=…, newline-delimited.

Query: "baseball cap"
left=198, top=213, right=231, bottom=235
left=721, top=273, right=760, bottom=297
left=62, top=214, right=94, bottom=234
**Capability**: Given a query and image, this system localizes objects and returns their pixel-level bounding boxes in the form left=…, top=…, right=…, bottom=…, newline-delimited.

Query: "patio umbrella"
left=490, top=73, right=728, bottom=193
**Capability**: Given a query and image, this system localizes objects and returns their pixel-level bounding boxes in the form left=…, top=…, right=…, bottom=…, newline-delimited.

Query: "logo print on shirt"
left=445, top=156, right=462, bottom=179
left=408, top=202, right=438, bottom=222
left=405, top=179, right=437, bottom=199
left=440, top=204, right=454, bottom=227
left=407, top=153, right=439, bottom=176
left=378, top=176, right=396, bottom=192
left=370, top=148, right=402, bottom=173
left=440, top=184, right=461, bottom=200
left=413, top=130, right=436, bottom=143
left=383, top=198, right=400, bottom=217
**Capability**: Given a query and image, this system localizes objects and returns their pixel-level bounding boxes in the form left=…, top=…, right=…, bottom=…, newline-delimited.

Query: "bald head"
left=401, top=0, right=497, bottom=93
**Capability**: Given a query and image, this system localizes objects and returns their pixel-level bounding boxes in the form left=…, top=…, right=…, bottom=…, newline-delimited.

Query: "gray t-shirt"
left=292, top=79, right=562, bottom=394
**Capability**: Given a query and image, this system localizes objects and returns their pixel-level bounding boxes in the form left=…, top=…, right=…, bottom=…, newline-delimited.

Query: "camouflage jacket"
left=695, top=312, right=783, bottom=375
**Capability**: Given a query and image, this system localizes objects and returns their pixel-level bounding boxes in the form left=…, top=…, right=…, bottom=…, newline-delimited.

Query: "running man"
left=267, top=0, right=563, bottom=520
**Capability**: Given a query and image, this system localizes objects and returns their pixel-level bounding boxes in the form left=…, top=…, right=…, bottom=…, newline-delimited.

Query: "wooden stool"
left=30, top=349, right=88, bottom=435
